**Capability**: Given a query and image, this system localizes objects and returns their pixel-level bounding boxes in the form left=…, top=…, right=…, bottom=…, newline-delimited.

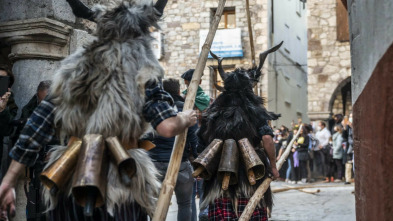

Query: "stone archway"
left=328, top=76, right=352, bottom=116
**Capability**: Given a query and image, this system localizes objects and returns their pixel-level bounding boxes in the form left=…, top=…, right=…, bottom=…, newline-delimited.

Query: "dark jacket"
left=0, top=93, right=18, bottom=137
left=148, top=94, right=198, bottom=162
left=10, top=94, right=39, bottom=145
left=21, top=94, right=39, bottom=121
left=297, top=135, right=310, bottom=152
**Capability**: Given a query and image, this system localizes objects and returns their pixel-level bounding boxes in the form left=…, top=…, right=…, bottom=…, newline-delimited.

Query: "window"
left=216, top=9, right=236, bottom=29
left=296, top=0, right=302, bottom=16
left=336, top=0, right=349, bottom=41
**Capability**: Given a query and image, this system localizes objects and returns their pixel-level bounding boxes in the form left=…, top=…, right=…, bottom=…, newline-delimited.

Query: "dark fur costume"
left=198, top=45, right=283, bottom=213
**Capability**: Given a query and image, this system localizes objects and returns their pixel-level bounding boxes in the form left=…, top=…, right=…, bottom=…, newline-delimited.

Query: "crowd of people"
left=274, top=114, right=354, bottom=185
left=0, top=61, right=354, bottom=221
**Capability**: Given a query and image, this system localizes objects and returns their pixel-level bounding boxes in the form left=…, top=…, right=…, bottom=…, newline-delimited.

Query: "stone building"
left=158, top=0, right=270, bottom=98
left=159, top=0, right=311, bottom=127
left=307, top=0, right=352, bottom=122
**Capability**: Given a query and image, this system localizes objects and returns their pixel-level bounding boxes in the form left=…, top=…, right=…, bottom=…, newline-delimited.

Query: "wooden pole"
left=245, top=0, right=256, bottom=67
left=297, top=188, right=320, bottom=194
left=152, top=1, right=227, bottom=220
left=272, top=185, right=321, bottom=194
left=276, top=125, right=303, bottom=170
left=245, top=0, right=259, bottom=94
left=238, top=125, right=303, bottom=221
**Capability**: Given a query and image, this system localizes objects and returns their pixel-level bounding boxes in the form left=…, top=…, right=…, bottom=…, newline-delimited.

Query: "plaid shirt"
left=10, top=82, right=177, bottom=167
left=208, top=197, right=268, bottom=221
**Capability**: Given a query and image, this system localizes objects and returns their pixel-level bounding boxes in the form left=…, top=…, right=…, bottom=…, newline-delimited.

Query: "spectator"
left=147, top=78, right=198, bottom=221
left=181, top=69, right=211, bottom=221
left=315, top=121, right=331, bottom=181
left=274, top=129, right=282, bottom=157
left=13, top=80, right=52, bottom=221
left=324, top=138, right=334, bottom=182
left=342, top=113, right=354, bottom=184
left=276, top=128, right=289, bottom=180
left=0, top=64, right=17, bottom=221
left=181, top=69, right=211, bottom=126
left=10, top=80, right=52, bottom=145
left=332, top=125, right=344, bottom=182
left=305, top=124, right=317, bottom=181
left=294, top=126, right=310, bottom=184
left=331, top=114, right=343, bottom=134
left=0, top=65, right=18, bottom=175
left=289, top=126, right=300, bottom=184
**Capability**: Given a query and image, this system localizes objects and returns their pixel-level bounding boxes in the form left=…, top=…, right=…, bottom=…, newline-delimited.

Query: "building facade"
left=307, top=0, right=352, bottom=122
left=267, top=0, right=309, bottom=127
left=159, top=0, right=310, bottom=127
left=158, top=0, right=270, bottom=99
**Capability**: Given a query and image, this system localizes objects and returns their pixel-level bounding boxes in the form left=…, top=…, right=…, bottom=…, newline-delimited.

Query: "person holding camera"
left=0, top=65, right=18, bottom=170
left=0, top=64, right=17, bottom=221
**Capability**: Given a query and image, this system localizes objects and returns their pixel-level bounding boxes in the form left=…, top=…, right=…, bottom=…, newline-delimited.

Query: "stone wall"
left=307, top=0, right=351, bottom=121
left=158, top=0, right=269, bottom=98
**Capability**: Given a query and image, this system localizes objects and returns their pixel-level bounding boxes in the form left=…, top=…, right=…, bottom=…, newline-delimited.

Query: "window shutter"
left=336, top=0, right=349, bottom=42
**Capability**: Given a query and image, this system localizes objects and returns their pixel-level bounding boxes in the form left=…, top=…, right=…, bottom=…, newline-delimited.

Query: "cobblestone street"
left=270, top=181, right=355, bottom=221
left=166, top=181, right=355, bottom=221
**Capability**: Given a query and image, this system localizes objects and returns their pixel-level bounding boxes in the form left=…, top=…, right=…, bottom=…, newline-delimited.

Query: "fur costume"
left=41, top=0, right=169, bottom=218
left=196, top=43, right=283, bottom=216
left=42, top=146, right=160, bottom=217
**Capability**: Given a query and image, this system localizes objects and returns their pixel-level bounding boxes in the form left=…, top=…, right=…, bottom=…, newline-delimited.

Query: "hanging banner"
left=200, top=28, right=243, bottom=58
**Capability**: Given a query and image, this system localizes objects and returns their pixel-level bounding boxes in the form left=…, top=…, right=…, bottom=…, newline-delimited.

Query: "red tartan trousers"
left=208, top=197, right=268, bottom=221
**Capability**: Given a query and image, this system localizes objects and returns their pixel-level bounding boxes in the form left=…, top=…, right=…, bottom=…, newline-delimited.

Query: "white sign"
left=199, top=28, right=243, bottom=58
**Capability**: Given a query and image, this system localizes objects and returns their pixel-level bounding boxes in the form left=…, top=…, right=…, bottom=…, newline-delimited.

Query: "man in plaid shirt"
left=0, top=81, right=197, bottom=219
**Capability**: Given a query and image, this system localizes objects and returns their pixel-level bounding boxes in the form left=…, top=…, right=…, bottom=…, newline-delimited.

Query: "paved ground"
left=270, top=181, right=355, bottom=221
left=166, top=180, right=355, bottom=221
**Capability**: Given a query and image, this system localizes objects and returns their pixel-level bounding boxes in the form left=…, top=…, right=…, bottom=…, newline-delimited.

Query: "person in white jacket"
left=315, top=121, right=331, bottom=179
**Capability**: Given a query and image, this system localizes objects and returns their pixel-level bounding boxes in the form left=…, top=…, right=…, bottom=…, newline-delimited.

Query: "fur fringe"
left=200, top=148, right=273, bottom=212
left=42, top=146, right=161, bottom=217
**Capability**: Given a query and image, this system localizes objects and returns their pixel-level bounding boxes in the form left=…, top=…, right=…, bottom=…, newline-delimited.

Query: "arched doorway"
left=329, top=76, right=352, bottom=117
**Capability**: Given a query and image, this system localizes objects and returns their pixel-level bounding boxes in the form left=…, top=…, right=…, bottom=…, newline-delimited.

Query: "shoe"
left=297, top=181, right=305, bottom=184
left=334, top=179, right=342, bottom=183
left=344, top=182, right=350, bottom=185
left=323, top=177, right=330, bottom=183
left=285, top=179, right=289, bottom=183
left=289, top=181, right=297, bottom=184
left=330, top=177, right=334, bottom=182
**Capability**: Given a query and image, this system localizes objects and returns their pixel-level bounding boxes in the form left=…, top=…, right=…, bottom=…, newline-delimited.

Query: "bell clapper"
left=248, top=169, right=256, bottom=185
left=222, top=172, right=231, bottom=190
left=192, top=166, right=205, bottom=178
